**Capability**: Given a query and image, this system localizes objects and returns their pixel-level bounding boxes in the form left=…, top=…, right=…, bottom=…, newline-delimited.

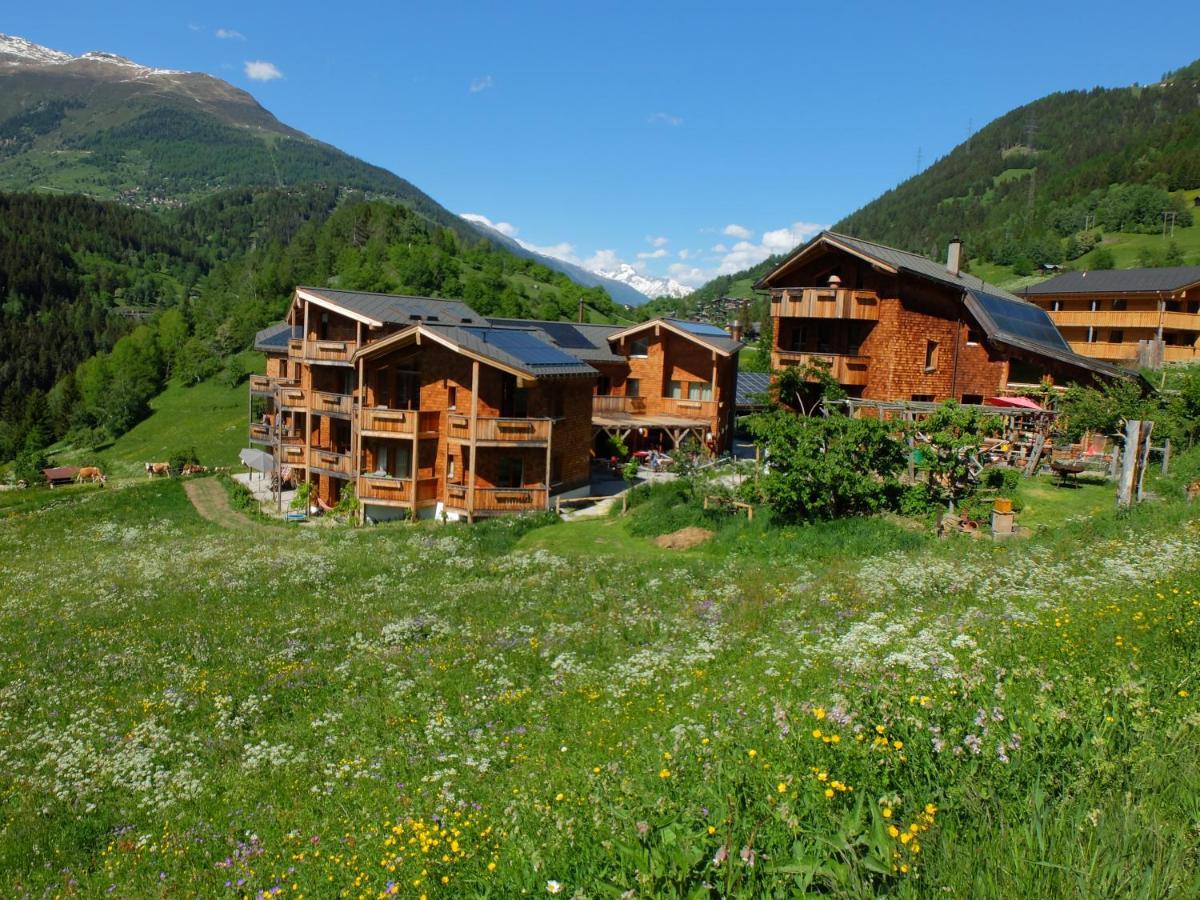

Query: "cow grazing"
left=181, top=463, right=208, bottom=476
left=77, top=467, right=106, bottom=485
left=145, top=462, right=171, bottom=478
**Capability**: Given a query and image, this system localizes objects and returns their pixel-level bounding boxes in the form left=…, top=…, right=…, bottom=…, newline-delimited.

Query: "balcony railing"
left=592, top=395, right=647, bottom=415
left=279, top=386, right=307, bottom=410
left=445, top=483, right=548, bottom=513
left=288, top=338, right=304, bottom=359
left=446, top=414, right=552, bottom=444
left=305, top=339, right=353, bottom=364
left=249, top=375, right=273, bottom=394
left=664, top=398, right=718, bottom=420
left=360, top=407, right=418, bottom=436
left=1048, top=309, right=1200, bottom=330
left=1071, top=341, right=1199, bottom=363
left=309, top=448, right=353, bottom=477
left=358, top=474, right=413, bottom=505
left=310, top=390, right=354, bottom=417
left=771, top=288, right=881, bottom=321
left=249, top=422, right=273, bottom=444
left=248, top=424, right=305, bottom=446
left=773, top=351, right=871, bottom=387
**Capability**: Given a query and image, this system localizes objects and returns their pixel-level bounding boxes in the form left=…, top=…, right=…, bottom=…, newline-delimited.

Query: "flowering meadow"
left=1, top=478, right=1199, bottom=897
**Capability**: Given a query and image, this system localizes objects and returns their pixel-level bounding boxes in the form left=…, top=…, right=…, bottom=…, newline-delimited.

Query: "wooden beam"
left=468, top=360, right=480, bottom=522
left=544, top=418, right=553, bottom=511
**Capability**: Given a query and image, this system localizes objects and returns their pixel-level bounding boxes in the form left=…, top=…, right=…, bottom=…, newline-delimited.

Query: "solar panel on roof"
left=463, top=327, right=583, bottom=367
left=971, top=291, right=1071, bottom=351
left=532, top=321, right=598, bottom=350
left=672, top=319, right=731, bottom=337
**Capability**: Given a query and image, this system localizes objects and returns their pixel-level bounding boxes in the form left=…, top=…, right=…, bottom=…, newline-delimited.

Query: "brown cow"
left=181, top=463, right=208, bottom=476
left=77, top=466, right=106, bottom=485
left=145, top=462, right=171, bottom=478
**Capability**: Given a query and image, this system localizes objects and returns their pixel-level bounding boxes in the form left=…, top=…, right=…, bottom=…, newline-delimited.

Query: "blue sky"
left=6, top=1, right=1200, bottom=286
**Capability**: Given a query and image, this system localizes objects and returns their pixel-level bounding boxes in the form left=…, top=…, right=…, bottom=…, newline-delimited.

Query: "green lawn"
left=2, top=475, right=1198, bottom=897
left=49, top=350, right=262, bottom=481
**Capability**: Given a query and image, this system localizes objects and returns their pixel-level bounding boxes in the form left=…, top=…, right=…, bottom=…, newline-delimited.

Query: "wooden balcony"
left=360, top=407, right=418, bottom=437
left=248, top=424, right=304, bottom=447
left=1071, top=341, right=1199, bottom=363
left=772, top=351, right=871, bottom=387
left=358, top=474, right=413, bottom=506
left=288, top=338, right=304, bottom=360
left=305, top=339, right=353, bottom=365
left=1048, top=309, right=1200, bottom=331
left=593, top=395, right=647, bottom=415
left=310, top=390, right=353, bottom=418
left=249, top=375, right=273, bottom=395
left=249, top=422, right=273, bottom=445
left=445, top=483, right=549, bottom=514
left=446, top=414, right=552, bottom=445
left=663, top=398, right=718, bottom=420
left=308, top=448, right=353, bottom=477
left=279, top=386, right=308, bottom=410
left=279, top=443, right=307, bottom=467
left=771, top=288, right=881, bottom=321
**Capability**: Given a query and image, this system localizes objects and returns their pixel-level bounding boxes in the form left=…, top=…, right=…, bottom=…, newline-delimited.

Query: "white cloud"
left=637, top=248, right=668, bottom=259
left=711, top=243, right=728, bottom=253
left=723, top=223, right=752, bottom=239
left=647, top=112, right=683, bottom=127
left=584, top=249, right=624, bottom=272
left=469, top=75, right=494, bottom=93
left=215, top=28, right=244, bottom=40
left=761, top=221, right=823, bottom=255
left=678, top=249, right=691, bottom=260
left=244, top=60, right=283, bottom=81
left=648, top=235, right=669, bottom=247
left=187, top=23, right=202, bottom=32
left=667, top=263, right=709, bottom=288
left=461, top=212, right=518, bottom=238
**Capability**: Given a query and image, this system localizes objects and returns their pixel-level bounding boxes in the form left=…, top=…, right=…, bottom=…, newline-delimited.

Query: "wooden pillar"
left=303, top=301, right=310, bottom=361
left=467, top=360, right=480, bottom=522
left=356, top=357, right=365, bottom=525
left=544, top=419, right=553, bottom=511
left=1161, top=438, right=1171, bottom=475
left=1117, top=419, right=1140, bottom=508
left=1137, top=420, right=1155, bottom=501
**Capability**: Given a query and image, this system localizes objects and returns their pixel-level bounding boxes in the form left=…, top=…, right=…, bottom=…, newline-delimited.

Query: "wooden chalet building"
left=755, top=231, right=1130, bottom=404
left=250, top=287, right=742, bottom=522
left=1018, top=266, right=1200, bottom=369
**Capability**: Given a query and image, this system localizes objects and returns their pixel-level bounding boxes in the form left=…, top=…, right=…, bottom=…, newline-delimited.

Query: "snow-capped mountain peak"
left=0, top=33, right=184, bottom=76
left=594, top=263, right=691, bottom=300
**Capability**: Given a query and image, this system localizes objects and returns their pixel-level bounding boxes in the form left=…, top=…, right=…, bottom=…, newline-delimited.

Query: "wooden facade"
left=1019, top=269, right=1200, bottom=369
left=756, top=232, right=1129, bottom=404
left=250, top=288, right=742, bottom=522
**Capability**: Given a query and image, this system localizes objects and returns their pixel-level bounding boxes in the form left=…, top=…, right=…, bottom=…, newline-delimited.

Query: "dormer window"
left=630, top=337, right=650, bottom=358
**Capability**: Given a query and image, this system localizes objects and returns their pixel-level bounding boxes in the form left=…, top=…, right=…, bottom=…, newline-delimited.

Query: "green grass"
left=48, top=350, right=262, bottom=481
left=2, top=465, right=1200, bottom=897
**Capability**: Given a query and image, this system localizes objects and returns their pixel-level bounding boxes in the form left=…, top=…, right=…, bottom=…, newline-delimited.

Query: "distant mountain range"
left=0, top=33, right=476, bottom=242
left=461, top=214, right=684, bottom=304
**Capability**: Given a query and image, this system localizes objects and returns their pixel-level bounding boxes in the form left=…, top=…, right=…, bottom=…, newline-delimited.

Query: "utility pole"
left=1162, top=211, right=1177, bottom=238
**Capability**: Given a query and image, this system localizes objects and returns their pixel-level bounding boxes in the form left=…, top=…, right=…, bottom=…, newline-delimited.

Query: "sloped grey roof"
left=298, top=286, right=480, bottom=325
left=425, top=324, right=597, bottom=378
left=254, top=322, right=298, bottom=352
left=486, top=318, right=624, bottom=363
left=1018, top=266, right=1200, bottom=295
left=664, top=318, right=744, bottom=354
left=735, top=371, right=772, bottom=408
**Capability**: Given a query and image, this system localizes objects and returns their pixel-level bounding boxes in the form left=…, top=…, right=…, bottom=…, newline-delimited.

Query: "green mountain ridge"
left=686, top=58, right=1200, bottom=305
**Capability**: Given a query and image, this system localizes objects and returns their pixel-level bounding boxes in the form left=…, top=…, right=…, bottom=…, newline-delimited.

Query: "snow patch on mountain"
left=595, top=263, right=691, bottom=299
left=0, top=34, right=183, bottom=75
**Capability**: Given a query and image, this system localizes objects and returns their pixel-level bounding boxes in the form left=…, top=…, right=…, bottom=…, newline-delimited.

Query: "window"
left=924, top=340, right=939, bottom=372
left=788, top=325, right=807, bottom=352
left=630, top=337, right=650, bottom=358
left=448, top=385, right=458, bottom=409
left=596, top=375, right=611, bottom=396
left=1052, top=300, right=1061, bottom=312
left=1110, top=330, right=1124, bottom=344
left=625, top=378, right=640, bottom=397
left=688, top=381, right=713, bottom=401
left=498, top=457, right=524, bottom=488
left=967, top=329, right=983, bottom=346
left=669, top=380, right=683, bottom=399
left=816, top=324, right=832, bottom=352
left=911, top=394, right=934, bottom=402
left=961, top=394, right=983, bottom=406
left=1112, top=298, right=1127, bottom=311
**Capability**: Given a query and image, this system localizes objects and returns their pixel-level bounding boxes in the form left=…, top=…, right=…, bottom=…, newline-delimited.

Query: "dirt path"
left=183, top=478, right=266, bottom=531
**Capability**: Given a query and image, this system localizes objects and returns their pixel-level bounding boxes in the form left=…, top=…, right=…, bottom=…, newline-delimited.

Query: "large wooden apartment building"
left=755, top=231, right=1130, bottom=403
left=1018, top=266, right=1200, bottom=369
left=250, top=287, right=741, bottom=521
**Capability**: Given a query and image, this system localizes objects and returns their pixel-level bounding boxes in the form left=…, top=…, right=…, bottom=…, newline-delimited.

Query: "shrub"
left=746, top=410, right=906, bottom=521
left=168, top=447, right=199, bottom=474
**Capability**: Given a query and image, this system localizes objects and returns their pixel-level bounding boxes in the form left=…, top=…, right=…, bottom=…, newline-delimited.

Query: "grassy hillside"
left=2, top=468, right=1199, bottom=896
left=48, top=351, right=260, bottom=479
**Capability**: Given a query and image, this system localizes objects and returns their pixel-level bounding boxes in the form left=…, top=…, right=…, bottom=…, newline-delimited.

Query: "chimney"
left=577, top=298, right=585, bottom=323
left=946, top=238, right=963, bottom=277
left=728, top=321, right=743, bottom=342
